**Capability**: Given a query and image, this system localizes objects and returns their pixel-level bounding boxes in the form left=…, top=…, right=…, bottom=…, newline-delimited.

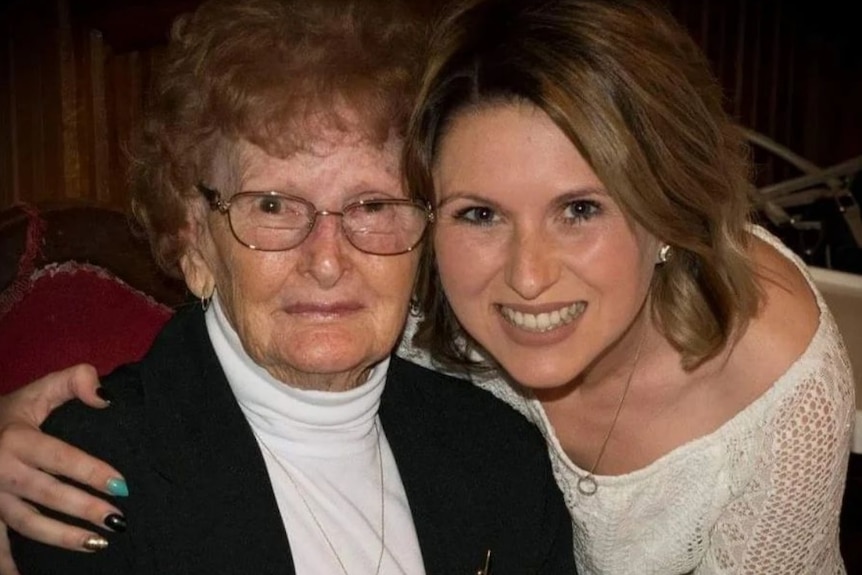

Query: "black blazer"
left=11, top=307, right=575, bottom=574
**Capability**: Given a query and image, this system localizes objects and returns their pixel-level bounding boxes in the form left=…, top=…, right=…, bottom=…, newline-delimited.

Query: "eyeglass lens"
left=227, top=193, right=428, bottom=254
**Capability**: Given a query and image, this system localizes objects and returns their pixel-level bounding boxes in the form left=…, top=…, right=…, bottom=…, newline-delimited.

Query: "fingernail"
left=96, top=387, right=114, bottom=404
left=103, top=513, right=127, bottom=532
left=82, top=535, right=109, bottom=551
left=106, top=477, right=129, bottom=497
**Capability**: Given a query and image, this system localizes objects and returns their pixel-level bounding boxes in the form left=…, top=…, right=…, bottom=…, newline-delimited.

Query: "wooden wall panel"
left=59, top=0, right=84, bottom=202
left=0, top=0, right=171, bottom=212
left=1, top=0, right=860, bottom=212
left=0, top=28, right=16, bottom=208
left=2, top=0, right=66, bottom=207
left=88, top=29, right=110, bottom=205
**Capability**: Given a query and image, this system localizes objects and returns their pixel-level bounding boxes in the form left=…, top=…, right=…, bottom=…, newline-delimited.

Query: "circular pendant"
left=577, top=474, right=598, bottom=496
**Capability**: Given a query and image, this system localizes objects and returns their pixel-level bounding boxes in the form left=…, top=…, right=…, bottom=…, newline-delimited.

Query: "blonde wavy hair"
left=404, top=0, right=761, bottom=371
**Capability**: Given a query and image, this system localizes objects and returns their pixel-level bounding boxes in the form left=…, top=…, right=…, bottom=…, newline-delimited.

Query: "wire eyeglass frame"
left=197, top=183, right=434, bottom=256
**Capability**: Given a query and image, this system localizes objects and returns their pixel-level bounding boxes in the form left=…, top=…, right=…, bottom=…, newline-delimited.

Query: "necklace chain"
left=577, top=331, right=646, bottom=496
left=254, top=423, right=385, bottom=575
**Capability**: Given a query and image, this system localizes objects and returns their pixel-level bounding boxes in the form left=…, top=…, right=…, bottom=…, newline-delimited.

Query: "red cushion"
left=0, top=262, right=174, bottom=394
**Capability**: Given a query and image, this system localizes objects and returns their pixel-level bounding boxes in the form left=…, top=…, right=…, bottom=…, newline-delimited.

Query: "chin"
left=501, top=362, right=577, bottom=390
left=291, top=345, right=377, bottom=371
left=268, top=329, right=368, bottom=365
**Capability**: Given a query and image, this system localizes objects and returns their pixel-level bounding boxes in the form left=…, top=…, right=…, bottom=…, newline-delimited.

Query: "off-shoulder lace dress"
left=397, top=226, right=854, bottom=574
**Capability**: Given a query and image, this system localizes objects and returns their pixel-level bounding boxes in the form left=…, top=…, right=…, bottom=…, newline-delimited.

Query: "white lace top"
left=397, top=227, right=855, bottom=574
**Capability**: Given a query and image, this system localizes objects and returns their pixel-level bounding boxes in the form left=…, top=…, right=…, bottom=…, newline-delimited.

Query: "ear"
left=178, top=215, right=216, bottom=300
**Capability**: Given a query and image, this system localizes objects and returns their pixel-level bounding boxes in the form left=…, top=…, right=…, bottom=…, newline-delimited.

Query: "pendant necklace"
left=576, top=331, right=646, bottom=496
left=254, top=423, right=386, bottom=575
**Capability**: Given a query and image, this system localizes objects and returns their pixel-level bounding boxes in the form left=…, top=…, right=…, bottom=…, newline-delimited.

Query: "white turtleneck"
left=206, top=296, right=425, bottom=574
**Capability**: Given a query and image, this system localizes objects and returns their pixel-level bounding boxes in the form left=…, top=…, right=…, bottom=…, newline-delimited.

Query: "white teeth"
left=500, top=302, right=585, bottom=333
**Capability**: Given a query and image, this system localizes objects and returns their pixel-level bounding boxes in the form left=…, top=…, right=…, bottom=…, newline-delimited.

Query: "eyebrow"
left=556, top=186, right=609, bottom=199
left=437, top=185, right=608, bottom=207
left=436, top=193, right=492, bottom=209
left=238, top=173, right=403, bottom=195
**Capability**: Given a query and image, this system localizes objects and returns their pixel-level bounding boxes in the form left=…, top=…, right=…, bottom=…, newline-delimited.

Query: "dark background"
left=3, top=0, right=860, bottom=272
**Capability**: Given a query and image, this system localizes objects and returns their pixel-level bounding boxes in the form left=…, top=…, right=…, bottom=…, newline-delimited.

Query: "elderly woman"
left=1, top=0, right=576, bottom=573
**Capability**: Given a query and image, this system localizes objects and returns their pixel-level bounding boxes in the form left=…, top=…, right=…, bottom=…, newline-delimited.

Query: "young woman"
left=397, top=0, right=853, bottom=571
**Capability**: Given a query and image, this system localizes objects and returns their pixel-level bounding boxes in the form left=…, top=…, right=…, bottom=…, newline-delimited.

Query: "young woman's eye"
left=453, top=206, right=498, bottom=225
left=563, top=200, right=601, bottom=222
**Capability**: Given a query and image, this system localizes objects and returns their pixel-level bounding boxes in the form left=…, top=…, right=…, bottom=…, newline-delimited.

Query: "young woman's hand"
left=0, top=365, right=126, bottom=575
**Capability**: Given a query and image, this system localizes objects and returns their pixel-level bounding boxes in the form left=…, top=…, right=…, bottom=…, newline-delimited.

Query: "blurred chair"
left=746, top=128, right=862, bottom=271
left=0, top=202, right=187, bottom=394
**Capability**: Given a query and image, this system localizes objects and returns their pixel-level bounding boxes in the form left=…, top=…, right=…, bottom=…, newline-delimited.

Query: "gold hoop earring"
left=201, top=287, right=215, bottom=311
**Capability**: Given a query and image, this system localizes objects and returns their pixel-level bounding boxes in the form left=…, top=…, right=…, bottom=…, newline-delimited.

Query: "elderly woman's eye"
left=356, top=201, right=388, bottom=213
left=256, top=196, right=285, bottom=214
left=564, top=199, right=601, bottom=223
left=453, top=206, right=497, bottom=225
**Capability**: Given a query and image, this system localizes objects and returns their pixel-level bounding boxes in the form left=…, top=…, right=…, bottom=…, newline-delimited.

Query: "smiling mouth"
left=498, top=302, right=586, bottom=333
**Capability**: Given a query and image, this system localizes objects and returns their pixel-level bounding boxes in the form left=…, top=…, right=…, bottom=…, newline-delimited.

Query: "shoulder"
left=48, top=365, right=146, bottom=423
left=41, top=364, right=147, bottom=461
left=388, top=356, right=534, bottom=425
left=691, top=229, right=828, bottom=416
left=725, top=232, right=821, bottom=385
left=384, top=362, right=575, bottom=572
left=385, top=356, right=548, bottom=460
left=750, top=231, right=820, bottom=329
left=40, top=308, right=206, bottom=458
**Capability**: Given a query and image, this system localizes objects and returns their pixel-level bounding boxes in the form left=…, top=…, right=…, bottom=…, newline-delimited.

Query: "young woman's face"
left=433, top=103, right=660, bottom=389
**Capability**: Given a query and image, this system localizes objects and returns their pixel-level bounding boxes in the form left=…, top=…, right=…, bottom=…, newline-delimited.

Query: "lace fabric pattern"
left=397, top=226, right=855, bottom=574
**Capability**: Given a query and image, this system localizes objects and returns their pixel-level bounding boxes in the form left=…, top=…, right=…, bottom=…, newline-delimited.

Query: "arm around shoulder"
left=8, top=373, right=145, bottom=575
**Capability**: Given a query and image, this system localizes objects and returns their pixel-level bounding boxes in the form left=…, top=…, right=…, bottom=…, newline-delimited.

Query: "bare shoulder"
left=642, top=236, right=828, bottom=454
left=728, top=234, right=820, bottom=386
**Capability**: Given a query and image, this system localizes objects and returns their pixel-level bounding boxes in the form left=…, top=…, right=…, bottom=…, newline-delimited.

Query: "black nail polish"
left=96, top=387, right=114, bottom=404
left=104, top=513, right=127, bottom=532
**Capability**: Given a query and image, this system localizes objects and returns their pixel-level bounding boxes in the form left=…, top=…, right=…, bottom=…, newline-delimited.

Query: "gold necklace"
left=576, top=332, right=646, bottom=496
left=253, top=423, right=386, bottom=575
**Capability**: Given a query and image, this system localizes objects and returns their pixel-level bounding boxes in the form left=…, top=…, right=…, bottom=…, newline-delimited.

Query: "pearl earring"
left=657, top=244, right=672, bottom=264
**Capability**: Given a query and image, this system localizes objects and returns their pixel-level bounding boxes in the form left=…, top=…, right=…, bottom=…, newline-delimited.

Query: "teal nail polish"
left=106, top=478, right=129, bottom=497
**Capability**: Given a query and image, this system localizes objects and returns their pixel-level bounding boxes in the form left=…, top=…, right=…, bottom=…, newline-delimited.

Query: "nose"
left=505, top=229, right=560, bottom=300
left=297, top=213, right=350, bottom=287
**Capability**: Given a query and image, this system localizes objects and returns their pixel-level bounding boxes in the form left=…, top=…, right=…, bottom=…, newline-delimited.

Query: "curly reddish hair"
left=128, top=0, right=431, bottom=276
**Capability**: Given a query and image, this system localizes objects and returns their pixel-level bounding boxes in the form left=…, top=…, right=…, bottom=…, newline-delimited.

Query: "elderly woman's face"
left=188, top=133, right=420, bottom=391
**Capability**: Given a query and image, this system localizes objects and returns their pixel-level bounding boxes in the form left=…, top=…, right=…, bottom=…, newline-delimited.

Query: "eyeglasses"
left=197, top=183, right=434, bottom=256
